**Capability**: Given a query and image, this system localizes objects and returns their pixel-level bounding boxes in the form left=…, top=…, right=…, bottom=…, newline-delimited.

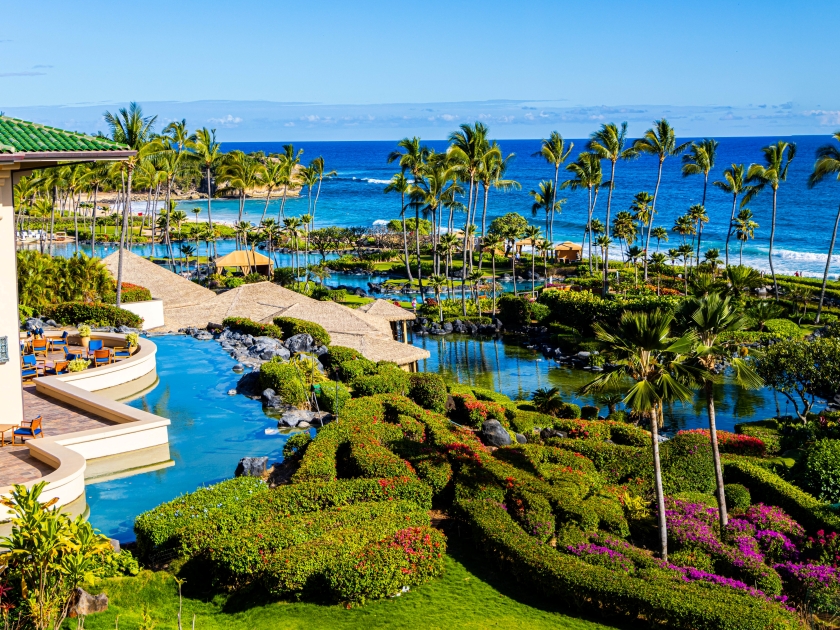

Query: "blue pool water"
left=87, top=333, right=785, bottom=541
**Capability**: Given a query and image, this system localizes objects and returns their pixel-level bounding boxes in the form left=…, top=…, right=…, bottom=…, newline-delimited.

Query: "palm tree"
left=180, top=243, right=195, bottom=273
left=713, top=164, right=749, bottom=269
left=283, top=217, right=303, bottom=280
left=532, top=387, right=565, bottom=416
left=533, top=132, right=573, bottom=242
left=427, top=274, right=447, bottom=322
left=562, top=152, right=607, bottom=273
left=449, top=123, right=490, bottom=314
left=596, top=236, right=612, bottom=280
left=634, top=120, right=689, bottom=280
left=309, top=156, right=336, bottom=224
left=689, top=293, right=762, bottom=530
left=217, top=151, right=265, bottom=229
left=478, top=146, right=519, bottom=266
left=808, top=131, right=840, bottom=323
left=103, top=102, right=156, bottom=306
left=581, top=309, right=698, bottom=561
left=523, top=225, right=542, bottom=296
left=468, top=269, right=485, bottom=316
left=80, top=162, right=108, bottom=257
left=688, top=204, right=709, bottom=265
left=744, top=140, right=797, bottom=300
left=682, top=139, right=719, bottom=206
left=652, top=226, right=668, bottom=252
left=630, top=191, right=654, bottom=262
left=385, top=172, right=413, bottom=283
left=626, top=245, right=645, bottom=287
left=276, top=144, right=304, bottom=222
left=677, top=244, right=694, bottom=295
left=192, top=208, right=202, bottom=259
left=704, top=249, right=722, bottom=277
left=529, top=181, right=565, bottom=240
left=301, top=213, right=313, bottom=285
left=587, top=122, right=637, bottom=296
left=649, top=252, right=667, bottom=294
left=388, top=137, right=430, bottom=296
left=297, top=163, right=319, bottom=217
left=501, top=223, right=524, bottom=296
left=259, top=156, right=286, bottom=224
left=483, top=234, right=504, bottom=314
left=537, top=238, right=552, bottom=280
left=189, top=128, right=223, bottom=254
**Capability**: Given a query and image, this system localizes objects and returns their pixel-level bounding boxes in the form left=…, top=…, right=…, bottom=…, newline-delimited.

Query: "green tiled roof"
left=0, top=116, right=129, bottom=154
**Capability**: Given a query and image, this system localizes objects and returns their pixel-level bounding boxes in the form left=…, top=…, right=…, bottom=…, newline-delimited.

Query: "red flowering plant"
left=678, top=429, right=766, bottom=457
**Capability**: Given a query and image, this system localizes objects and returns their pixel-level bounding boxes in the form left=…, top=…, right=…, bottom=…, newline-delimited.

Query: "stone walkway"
left=0, top=377, right=115, bottom=488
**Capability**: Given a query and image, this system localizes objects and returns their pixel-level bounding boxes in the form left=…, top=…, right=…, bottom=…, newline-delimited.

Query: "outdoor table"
left=0, top=424, right=19, bottom=446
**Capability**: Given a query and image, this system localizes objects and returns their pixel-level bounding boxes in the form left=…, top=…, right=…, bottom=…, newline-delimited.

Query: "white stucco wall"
left=121, top=298, right=164, bottom=330
left=0, top=166, right=23, bottom=426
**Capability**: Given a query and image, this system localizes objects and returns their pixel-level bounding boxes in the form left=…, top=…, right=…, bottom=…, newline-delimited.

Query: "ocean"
left=121, top=136, right=840, bottom=278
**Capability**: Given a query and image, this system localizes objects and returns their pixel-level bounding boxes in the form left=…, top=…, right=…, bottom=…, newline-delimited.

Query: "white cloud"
left=207, top=114, right=242, bottom=125
left=440, top=113, right=455, bottom=121
left=284, top=121, right=295, bottom=127
left=803, top=110, right=840, bottom=126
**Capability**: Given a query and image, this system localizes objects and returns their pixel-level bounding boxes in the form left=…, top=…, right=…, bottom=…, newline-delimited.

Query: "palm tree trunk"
left=401, top=193, right=413, bottom=282
left=644, top=159, right=664, bottom=282
left=816, top=202, right=840, bottom=324
left=260, top=188, right=273, bottom=224
left=531, top=246, right=536, bottom=296
left=415, top=202, right=424, bottom=298
left=603, top=161, right=617, bottom=297
left=116, top=165, right=133, bottom=308
left=551, top=164, right=559, bottom=243
left=582, top=186, right=593, bottom=267
left=724, top=194, right=737, bottom=269
left=705, top=379, right=728, bottom=529
left=491, top=256, right=497, bottom=314
left=740, top=240, right=744, bottom=266
left=651, top=403, right=668, bottom=562
left=278, top=186, right=288, bottom=222
left=90, top=185, right=99, bottom=257
left=461, top=179, right=475, bottom=315
left=479, top=185, right=490, bottom=271
left=769, top=188, right=779, bottom=300
left=206, top=166, right=216, bottom=256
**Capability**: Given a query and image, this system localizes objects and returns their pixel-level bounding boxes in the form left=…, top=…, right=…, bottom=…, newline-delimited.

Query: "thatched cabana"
left=358, top=299, right=416, bottom=342
left=213, top=250, right=272, bottom=276
left=102, top=251, right=214, bottom=309
left=554, top=241, right=583, bottom=262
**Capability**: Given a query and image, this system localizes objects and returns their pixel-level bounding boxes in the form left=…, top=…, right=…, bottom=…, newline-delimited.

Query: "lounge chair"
left=63, top=346, right=82, bottom=361
left=50, top=331, right=69, bottom=350
left=46, top=361, right=69, bottom=375
left=13, top=416, right=43, bottom=443
left=21, top=355, right=42, bottom=380
left=31, top=338, right=49, bottom=357
left=92, top=349, right=113, bottom=367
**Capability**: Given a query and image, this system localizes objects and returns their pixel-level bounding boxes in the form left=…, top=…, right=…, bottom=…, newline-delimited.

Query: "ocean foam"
left=364, top=178, right=391, bottom=185
left=372, top=219, right=389, bottom=226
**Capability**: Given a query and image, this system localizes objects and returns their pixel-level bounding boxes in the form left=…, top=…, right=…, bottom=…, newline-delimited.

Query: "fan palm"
left=649, top=252, right=667, bottom=294
left=385, top=172, right=414, bottom=283
left=688, top=293, right=762, bottom=529
left=580, top=309, right=698, bottom=561
left=533, top=132, right=573, bottom=242
left=704, top=248, right=721, bottom=277
left=427, top=274, right=447, bottom=322
left=626, top=245, right=645, bottom=287
left=587, top=122, right=637, bottom=296
left=808, top=131, right=840, bottom=323
left=634, top=120, right=689, bottom=280
left=713, top=164, right=750, bottom=268
left=532, top=387, right=564, bottom=416
left=681, top=139, right=719, bottom=206
left=744, top=141, right=797, bottom=300
left=562, top=152, right=607, bottom=273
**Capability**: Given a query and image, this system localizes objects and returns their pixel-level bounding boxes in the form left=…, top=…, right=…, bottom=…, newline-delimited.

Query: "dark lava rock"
left=235, top=456, right=268, bottom=477
left=479, top=419, right=512, bottom=447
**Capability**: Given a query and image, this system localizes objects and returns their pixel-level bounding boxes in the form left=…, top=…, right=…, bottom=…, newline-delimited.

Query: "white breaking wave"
left=364, top=178, right=391, bottom=185
left=778, top=249, right=840, bottom=263
left=372, top=219, right=389, bottom=226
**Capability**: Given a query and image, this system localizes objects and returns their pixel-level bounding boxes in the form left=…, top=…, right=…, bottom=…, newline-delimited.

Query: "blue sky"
left=1, top=0, right=837, bottom=139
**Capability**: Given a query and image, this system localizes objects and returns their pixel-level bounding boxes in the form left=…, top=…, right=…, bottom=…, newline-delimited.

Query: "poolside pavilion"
left=0, top=116, right=134, bottom=422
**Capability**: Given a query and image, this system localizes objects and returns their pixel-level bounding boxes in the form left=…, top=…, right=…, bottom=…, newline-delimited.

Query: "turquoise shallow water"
left=86, top=333, right=782, bottom=542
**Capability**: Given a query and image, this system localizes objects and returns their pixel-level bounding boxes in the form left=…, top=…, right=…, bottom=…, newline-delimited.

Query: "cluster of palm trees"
left=13, top=103, right=336, bottom=307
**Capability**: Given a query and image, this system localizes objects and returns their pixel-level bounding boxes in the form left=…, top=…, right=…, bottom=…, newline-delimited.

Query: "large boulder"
left=277, top=409, right=332, bottom=428
left=235, top=456, right=268, bottom=477
left=479, top=419, right=512, bottom=447
left=69, top=588, right=108, bottom=617
left=284, top=333, right=316, bottom=354
left=235, top=371, right=262, bottom=398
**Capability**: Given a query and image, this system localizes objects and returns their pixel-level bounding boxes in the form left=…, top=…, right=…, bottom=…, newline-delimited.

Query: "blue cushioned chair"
left=87, top=339, right=104, bottom=357
left=50, top=331, right=69, bottom=350
left=63, top=346, right=81, bottom=361
left=13, top=416, right=43, bottom=444
left=21, top=355, right=42, bottom=380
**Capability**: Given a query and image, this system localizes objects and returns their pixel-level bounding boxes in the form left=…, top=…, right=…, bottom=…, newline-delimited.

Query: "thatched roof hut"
left=554, top=241, right=583, bottom=261
left=357, top=299, right=416, bottom=322
left=102, top=251, right=214, bottom=308
left=213, top=250, right=272, bottom=276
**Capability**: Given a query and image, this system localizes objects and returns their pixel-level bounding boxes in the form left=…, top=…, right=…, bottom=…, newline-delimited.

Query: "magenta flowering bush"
left=744, top=504, right=805, bottom=540
left=805, top=529, right=840, bottom=567
left=565, top=542, right=635, bottom=573
left=755, top=530, right=800, bottom=563
left=774, top=561, right=840, bottom=614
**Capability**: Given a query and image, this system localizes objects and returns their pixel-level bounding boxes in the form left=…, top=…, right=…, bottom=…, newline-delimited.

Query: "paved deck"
left=0, top=346, right=116, bottom=488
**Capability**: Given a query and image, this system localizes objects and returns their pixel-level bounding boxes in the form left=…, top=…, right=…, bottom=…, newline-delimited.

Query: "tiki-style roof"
left=554, top=241, right=582, bottom=251
left=357, top=299, right=416, bottom=322
left=329, top=334, right=430, bottom=365
left=214, top=250, right=271, bottom=268
left=101, top=251, right=214, bottom=309
left=0, top=116, right=132, bottom=157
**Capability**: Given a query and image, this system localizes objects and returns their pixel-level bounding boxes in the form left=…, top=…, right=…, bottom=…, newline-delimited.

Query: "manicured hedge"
left=316, top=379, right=351, bottom=414
left=459, top=499, right=800, bottom=630
left=723, top=459, right=840, bottom=534
left=134, top=477, right=268, bottom=558
left=293, top=421, right=348, bottom=481
left=222, top=316, right=284, bottom=339
left=352, top=364, right=410, bottom=397
left=102, top=282, right=153, bottom=304
left=348, top=432, right=417, bottom=479
left=273, top=316, right=331, bottom=346
left=326, top=526, right=446, bottom=604
left=259, top=358, right=307, bottom=407
left=736, top=419, right=782, bottom=455
left=407, top=373, right=447, bottom=413
left=43, top=302, right=143, bottom=328
left=450, top=393, right=508, bottom=428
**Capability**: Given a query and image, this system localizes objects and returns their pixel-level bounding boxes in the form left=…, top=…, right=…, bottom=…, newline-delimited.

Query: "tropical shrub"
left=43, top=302, right=143, bottom=328
left=17, top=250, right=112, bottom=309
left=496, top=294, right=534, bottom=327
left=451, top=393, right=507, bottom=428
left=283, top=432, right=312, bottom=459
left=325, top=526, right=446, bottom=604
left=802, top=439, right=840, bottom=503
left=273, top=316, right=331, bottom=346
left=679, top=429, right=767, bottom=457
left=736, top=420, right=782, bottom=455
left=580, top=405, right=600, bottom=420
left=259, top=358, right=308, bottom=407
left=407, top=373, right=447, bottom=413
left=724, top=483, right=752, bottom=511
left=101, top=282, right=152, bottom=303
left=351, top=364, right=410, bottom=397
left=764, top=318, right=804, bottom=339
left=316, top=380, right=351, bottom=414
left=222, top=316, right=283, bottom=339
left=660, top=431, right=716, bottom=495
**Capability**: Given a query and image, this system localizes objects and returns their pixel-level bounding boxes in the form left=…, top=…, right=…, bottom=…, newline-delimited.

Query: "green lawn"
left=79, top=544, right=619, bottom=630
